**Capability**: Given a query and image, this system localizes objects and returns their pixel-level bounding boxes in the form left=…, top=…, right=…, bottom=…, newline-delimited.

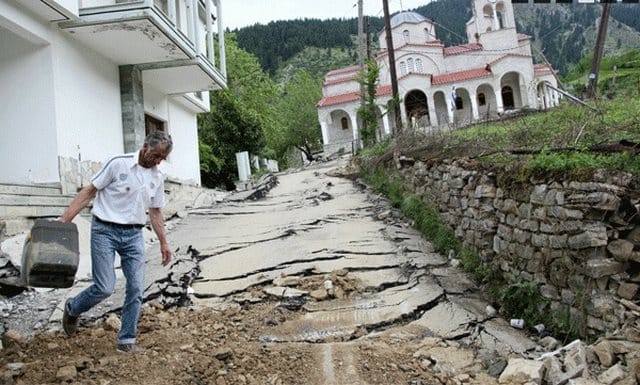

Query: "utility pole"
left=383, top=0, right=402, bottom=135
left=357, top=0, right=365, bottom=147
left=365, top=16, right=372, bottom=61
left=588, top=2, right=611, bottom=99
left=357, top=0, right=365, bottom=69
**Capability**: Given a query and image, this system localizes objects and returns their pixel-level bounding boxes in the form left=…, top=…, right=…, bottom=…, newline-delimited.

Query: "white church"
left=317, top=0, right=560, bottom=155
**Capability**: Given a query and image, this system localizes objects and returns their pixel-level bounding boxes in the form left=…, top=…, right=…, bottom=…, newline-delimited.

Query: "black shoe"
left=62, top=298, right=78, bottom=336
left=116, top=344, right=146, bottom=354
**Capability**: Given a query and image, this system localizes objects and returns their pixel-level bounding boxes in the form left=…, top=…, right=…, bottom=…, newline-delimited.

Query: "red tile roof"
left=317, top=92, right=359, bottom=107
left=377, top=85, right=392, bottom=96
left=326, top=65, right=362, bottom=76
left=431, top=67, right=492, bottom=85
left=534, top=63, right=554, bottom=75
left=487, top=53, right=532, bottom=66
left=443, top=43, right=483, bottom=56
left=324, top=75, right=358, bottom=86
left=397, top=41, right=445, bottom=50
left=317, top=85, right=392, bottom=107
left=398, top=72, right=432, bottom=81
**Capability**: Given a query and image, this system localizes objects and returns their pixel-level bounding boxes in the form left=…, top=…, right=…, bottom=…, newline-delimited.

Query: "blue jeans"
left=67, top=217, right=145, bottom=345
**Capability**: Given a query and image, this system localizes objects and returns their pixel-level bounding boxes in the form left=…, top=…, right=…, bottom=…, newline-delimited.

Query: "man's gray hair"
left=144, top=130, right=173, bottom=151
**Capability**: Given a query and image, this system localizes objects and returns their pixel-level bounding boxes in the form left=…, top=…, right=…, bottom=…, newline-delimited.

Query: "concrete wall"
left=0, top=25, right=58, bottom=184
left=163, top=97, right=202, bottom=185
left=323, top=81, right=359, bottom=97
left=52, top=29, right=124, bottom=162
left=395, top=157, right=640, bottom=337
left=0, top=0, right=123, bottom=185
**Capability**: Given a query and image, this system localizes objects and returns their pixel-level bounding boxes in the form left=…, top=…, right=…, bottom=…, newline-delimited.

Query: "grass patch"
left=433, top=94, right=640, bottom=176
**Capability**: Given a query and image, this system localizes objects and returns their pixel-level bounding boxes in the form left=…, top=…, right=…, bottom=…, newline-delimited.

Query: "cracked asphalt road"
left=0, top=158, right=540, bottom=385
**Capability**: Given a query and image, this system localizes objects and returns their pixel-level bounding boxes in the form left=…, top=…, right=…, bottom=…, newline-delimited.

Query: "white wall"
left=161, top=97, right=202, bottom=185
left=144, top=84, right=170, bottom=121
left=0, top=26, right=58, bottom=184
left=52, top=32, right=124, bottom=163
left=323, top=81, right=359, bottom=97
left=0, top=0, right=123, bottom=183
left=143, top=85, right=202, bottom=185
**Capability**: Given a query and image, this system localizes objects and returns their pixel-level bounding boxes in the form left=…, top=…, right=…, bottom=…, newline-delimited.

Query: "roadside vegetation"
left=355, top=49, right=640, bottom=341
left=358, top=148, right=584, bottom=341
left=198, top=35, right=323, bottom=189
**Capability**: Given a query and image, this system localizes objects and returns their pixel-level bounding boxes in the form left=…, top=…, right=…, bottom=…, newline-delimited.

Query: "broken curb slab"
left=259, top=278, right=444, bottom=343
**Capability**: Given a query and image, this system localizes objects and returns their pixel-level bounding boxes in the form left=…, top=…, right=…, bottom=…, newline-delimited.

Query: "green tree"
left=198, top=91, right=264, bottom=190
left=275, top=70, right=323, bottom=162
left=198, top=35, right=277, bottom=189
left=357, top=60, right=380, bottom=147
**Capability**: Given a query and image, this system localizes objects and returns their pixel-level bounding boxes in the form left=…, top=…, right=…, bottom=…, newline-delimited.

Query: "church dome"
left=390, top=12, right=427, bottom=28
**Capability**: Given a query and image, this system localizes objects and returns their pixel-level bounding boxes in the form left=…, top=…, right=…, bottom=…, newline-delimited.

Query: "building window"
left=407, top=58, right=414, bottom=73
left=455, top=96, right=463, bottom=110
left=341, top=117, right=349, bottom=130
left=145, top=114, right=166, bottom=136
left=399, top=61, right=407, bottom=76
left=478, top=93, right=486, bottom=106
left=403, top=29, right=410, bottom=43
left=502, top=86, right=515, bottom=109
left=415, top=58, right=423, bottom=73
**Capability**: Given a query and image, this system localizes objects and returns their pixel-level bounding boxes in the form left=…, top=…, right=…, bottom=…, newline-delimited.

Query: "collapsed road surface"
left=0, top=158, right=597, bottom=385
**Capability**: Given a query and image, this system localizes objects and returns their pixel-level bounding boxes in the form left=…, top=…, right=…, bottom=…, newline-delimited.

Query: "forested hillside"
left=234, top=0, right=640, bottom=77
left=234, top=18, right=383, bottom=75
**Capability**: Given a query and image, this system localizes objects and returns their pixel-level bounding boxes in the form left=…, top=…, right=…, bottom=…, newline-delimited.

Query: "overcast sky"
left=222, top=0, right=432, bottom=30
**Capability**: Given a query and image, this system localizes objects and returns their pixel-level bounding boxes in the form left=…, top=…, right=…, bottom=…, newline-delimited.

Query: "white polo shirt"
left=90, top=151, right=166, bottom=225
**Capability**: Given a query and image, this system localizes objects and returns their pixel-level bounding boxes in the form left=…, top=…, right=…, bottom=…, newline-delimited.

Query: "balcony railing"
left=54, top=0, right=228, bottom=93
left=76, top=0, right=226, bottom=78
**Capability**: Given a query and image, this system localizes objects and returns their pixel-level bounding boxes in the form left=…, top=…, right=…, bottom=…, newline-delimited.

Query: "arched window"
left=399, top=61, right=407, bottom=76
left=477, top=93, right=486, bottom=106
left=341, top=117, right=349, bottom=130
left=501, top=86, right=515, bottom=109
left=455, top=96, right=463, bottom=110
left=424, top=27, right=431, bottom=40
left=145, top=114, right=166, bottom=136
left=407, top=58, right=414, bottom=73
left=403, top=29, right=410, bottom=43
left=415, top=58, right=423, bottom=73
left=497, top=12, right=504, bottom=29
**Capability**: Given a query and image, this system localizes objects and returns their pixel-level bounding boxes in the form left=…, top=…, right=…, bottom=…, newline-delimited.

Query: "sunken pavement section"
left=1, top=158, right=639, bottom=384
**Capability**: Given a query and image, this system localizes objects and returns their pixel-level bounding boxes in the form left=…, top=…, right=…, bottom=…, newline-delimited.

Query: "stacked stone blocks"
left=398, top=158, right=640, bottom=336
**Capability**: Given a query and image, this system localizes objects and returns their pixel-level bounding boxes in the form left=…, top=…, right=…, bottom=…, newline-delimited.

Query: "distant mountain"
left=234, top=0, right=640, bottom=78
left=513, top=3, right=640, bottom=74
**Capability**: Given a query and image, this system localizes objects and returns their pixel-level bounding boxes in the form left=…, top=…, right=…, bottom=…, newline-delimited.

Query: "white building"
left=317, top=0, right=560, bottom=156
left=0, top=0, right=227, bottom=192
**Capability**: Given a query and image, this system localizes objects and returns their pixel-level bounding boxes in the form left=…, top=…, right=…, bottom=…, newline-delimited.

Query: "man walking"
left=59, top=131, right=174, bottom=353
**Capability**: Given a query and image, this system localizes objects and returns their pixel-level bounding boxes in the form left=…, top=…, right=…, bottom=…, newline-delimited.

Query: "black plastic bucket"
left=20, top=219, right=79, bottom=288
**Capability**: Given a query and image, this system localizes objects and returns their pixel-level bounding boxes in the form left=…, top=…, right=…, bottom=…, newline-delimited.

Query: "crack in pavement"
left=193, top=255, right=346, bottom=284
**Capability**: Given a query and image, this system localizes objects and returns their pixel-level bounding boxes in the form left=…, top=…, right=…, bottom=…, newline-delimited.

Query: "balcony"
left=59, top=0, right=226, bottom=94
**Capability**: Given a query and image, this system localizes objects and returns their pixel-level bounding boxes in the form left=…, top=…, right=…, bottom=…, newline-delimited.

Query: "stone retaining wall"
left=396, top=157, right=640, bottom=337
